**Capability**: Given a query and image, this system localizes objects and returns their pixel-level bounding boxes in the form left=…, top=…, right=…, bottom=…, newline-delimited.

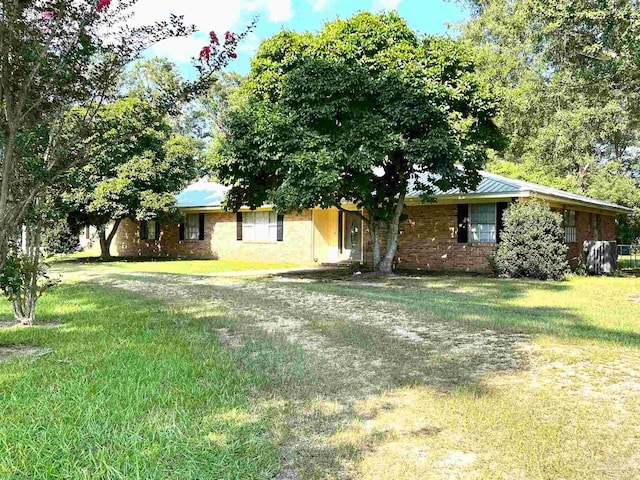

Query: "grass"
left=52, top=257, right=301, bottom=275
left=4, top=263, right=640, bottom=478
left=301, top=274, right=640, bottom=346
left=0, top=283, right=281, bottom=479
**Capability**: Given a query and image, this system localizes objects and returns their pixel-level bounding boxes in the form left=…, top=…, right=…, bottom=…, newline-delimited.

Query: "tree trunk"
left=370, top=221, right=381, bottom=269
left=376, top=186, right=407, bottom=275
left=13, top=219, right=43, bottom=326
left=98, top=219, right=121, bottom=261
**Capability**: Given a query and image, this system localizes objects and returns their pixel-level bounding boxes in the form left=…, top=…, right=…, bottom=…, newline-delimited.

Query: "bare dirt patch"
left=0, top=345, right=42, bottom=362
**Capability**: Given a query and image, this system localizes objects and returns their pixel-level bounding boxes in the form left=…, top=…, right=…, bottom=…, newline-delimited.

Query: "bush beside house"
left=492, top=200, right=570, bottom=280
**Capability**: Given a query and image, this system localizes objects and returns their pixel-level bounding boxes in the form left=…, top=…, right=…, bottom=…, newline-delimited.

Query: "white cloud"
left=309, top=0, right=332, bottom=12
left=129, top=0, right=293, bottom=66
left=372, top=0, right=403, bottom=10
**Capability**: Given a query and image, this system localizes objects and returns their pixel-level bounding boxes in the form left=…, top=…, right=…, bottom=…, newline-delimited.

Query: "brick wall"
left=363, top=203, right=618, bottom=273
left=112, top=210, right=315, bottom=265
left=108, top=203, right=618, bottom=272
left=564, top=210, right=616, bottom=267
left=363, top=204, right=496, bottom=272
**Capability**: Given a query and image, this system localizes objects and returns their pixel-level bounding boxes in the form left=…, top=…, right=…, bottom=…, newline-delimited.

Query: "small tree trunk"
left=98, top=219, right=121, bottom=261
left=13, top=218, right=43, bottom=326
left=376, top=186, right=407, bottom=275
left=98, top=229, right=111, bottom=261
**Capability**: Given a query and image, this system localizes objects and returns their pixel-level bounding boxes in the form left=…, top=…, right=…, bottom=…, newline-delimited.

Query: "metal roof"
left=175, top=170, right=633, bottom=214
left=175, top=179, right=228, bottom=208
left=407, top=170, right=632, bottom=213
left=408, top=171, right=521, bottom=197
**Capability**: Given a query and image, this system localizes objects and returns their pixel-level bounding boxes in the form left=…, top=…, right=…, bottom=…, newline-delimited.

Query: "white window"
left=243, top=211, right=278, bottom=242
left=185, top=214, right=200, bottom=240
left=564, top=209, right=576, bottom=243
left=470, top=203, right=496, bottom=243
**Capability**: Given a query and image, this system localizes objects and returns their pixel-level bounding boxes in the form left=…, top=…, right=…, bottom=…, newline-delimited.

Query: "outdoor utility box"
left=583, top=241, right=617, bottom=275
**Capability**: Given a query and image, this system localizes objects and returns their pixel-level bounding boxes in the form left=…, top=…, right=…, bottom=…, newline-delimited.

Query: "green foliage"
left=492, top=200, right=569, bottom=280
left=217, top=12, right=505, bottom=218
left=41, top=220, right=80, bottom=256
left=64, top=98, right=200, bottom=228
left=0, top=251, right=55, bottom=301
left=462, top=0, right=640, bottom=238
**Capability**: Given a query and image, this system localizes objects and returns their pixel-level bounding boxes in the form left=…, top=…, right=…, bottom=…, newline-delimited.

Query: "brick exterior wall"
left=112, top=210, right=315, bottom=265
left=105, top=202, right=618, bottom=272
left=562, top=210, right=616, bottom=267
left=364, top=204, right=496, bottom=273
left=362, top=203, right=618, bottom=273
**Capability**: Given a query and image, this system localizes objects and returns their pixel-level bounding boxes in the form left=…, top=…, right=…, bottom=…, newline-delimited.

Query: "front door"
left=345, top=213, right=362, bottom=261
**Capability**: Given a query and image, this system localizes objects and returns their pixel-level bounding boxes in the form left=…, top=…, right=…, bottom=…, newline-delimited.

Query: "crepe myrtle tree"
left=216, top=12, right=506, bottom=273
left=64, top=97, right=200, bottom=260
left=0, top=0, right=248, bottom=324
left=0, top=0, right=248, bottom=267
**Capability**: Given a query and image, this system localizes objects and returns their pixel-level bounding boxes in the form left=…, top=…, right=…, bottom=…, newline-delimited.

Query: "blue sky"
left=136, top=0, right=470, bottom=77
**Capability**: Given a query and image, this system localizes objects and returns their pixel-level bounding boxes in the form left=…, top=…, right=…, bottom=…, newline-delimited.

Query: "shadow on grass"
left=285, top=273, right=640, bottom=348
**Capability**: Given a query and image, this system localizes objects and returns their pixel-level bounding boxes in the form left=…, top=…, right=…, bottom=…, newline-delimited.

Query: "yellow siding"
left=313, top=207, right=339, bottom=263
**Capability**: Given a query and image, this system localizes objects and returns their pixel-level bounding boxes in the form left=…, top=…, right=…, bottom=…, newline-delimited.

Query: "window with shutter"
left=185, top=214, right=200, bottom=240
left=470, top=203, right=497, bottom=243
left=147, top=221, right=157, bottom=240
left=242, top=211, right=280, bottom=242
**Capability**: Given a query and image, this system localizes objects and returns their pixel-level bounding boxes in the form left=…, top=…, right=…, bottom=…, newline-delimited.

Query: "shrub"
left=42, top=219, right=80, bottom=256
left=492, top=200, right=570, bottom=280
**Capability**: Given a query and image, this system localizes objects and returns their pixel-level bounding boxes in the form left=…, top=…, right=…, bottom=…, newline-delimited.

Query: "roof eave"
left=405, top=191, right=529, bottom=204
left=531, top=192, right=634, bottom=215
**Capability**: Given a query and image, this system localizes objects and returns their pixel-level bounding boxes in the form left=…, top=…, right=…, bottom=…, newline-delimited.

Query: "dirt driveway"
left=65, top=267, right=640, bottom=480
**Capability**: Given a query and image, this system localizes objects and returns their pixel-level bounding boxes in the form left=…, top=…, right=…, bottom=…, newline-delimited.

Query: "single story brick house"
left=83, top=171, right=632, bottom=272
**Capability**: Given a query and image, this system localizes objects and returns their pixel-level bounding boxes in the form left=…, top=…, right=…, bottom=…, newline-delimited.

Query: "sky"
left=136, top=0, right=470, bottom=78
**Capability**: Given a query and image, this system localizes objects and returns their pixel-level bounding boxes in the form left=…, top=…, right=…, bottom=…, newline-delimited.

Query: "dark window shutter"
left=457, top=204, right=469, bottom=243
left=496, top=202, right=509, bottom=243
left=179, top=222, right=185, bottom=241
left=198, top=213, right=205, bottom=240
left=140, top=220, right=148, bottom=240
left=236, top=212, right=243, bottom=241
left=277, top=214, right=284, bottom=242
left=338, top=211, right=343, bottom=253
left=155, top=221, right=161, bottom=241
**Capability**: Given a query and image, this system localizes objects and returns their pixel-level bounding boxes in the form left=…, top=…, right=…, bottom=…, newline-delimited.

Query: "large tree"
left=216, top=12, right=505, bottom=273
left=459, top=0, right=640, bottom=241
left=64, top=97, right=199, bottom=260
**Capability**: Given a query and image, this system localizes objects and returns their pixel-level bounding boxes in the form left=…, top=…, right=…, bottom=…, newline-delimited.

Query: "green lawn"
left=2, top=264, right=640, bottom=479
left=0, top=284, right=281, bottom=479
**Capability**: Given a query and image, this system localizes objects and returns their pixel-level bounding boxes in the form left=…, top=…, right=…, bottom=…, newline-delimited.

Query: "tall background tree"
left=458, top=0, right=640, bottom=242
left=216, top=12, right=506, bottom=273
left=63, top=97, right=199, bottom=260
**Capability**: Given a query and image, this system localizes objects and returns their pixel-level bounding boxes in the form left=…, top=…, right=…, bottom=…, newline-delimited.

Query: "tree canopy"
left=64, top=98, right=199, bottom=259
left=460, top=0, right=640, bottom=241
left=217, top=12, right=505, bottom=272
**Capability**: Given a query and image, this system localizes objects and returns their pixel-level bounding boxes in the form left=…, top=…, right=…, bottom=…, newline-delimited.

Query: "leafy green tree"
left=217, top=12, right=505, bottom=273
left=0, top=0, right=243, bottom=264
left=64, top=98, right=199, bottom=260
left=0, top=0, right=247, bottom=323
left=460, top=0, right=640, bottom=242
